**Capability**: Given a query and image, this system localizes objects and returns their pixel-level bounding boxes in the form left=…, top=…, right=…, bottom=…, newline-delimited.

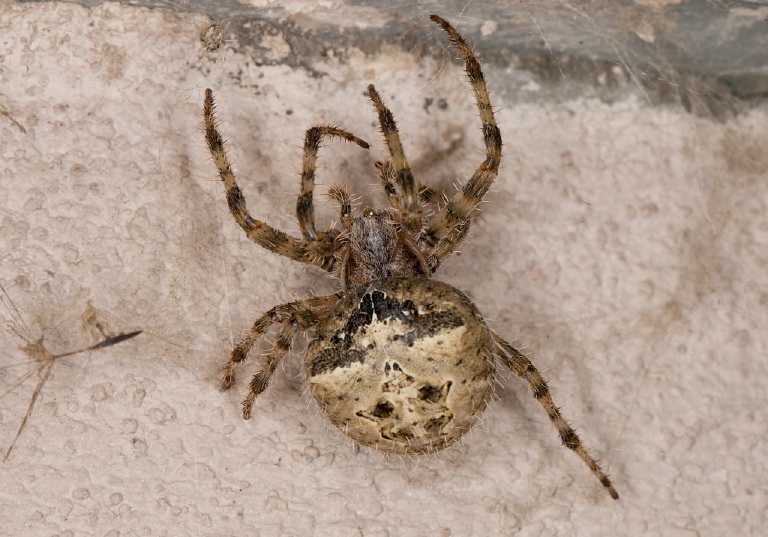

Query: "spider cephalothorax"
left=204, top=14, right=618, bottom=499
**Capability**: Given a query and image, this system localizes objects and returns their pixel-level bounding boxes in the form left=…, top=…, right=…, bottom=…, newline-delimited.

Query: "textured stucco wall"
left=1, top=1, right=766, bottom=535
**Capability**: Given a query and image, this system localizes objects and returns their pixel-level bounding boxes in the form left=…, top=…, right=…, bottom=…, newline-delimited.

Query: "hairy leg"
left=493, top=332, right=619, bottom=499
left=240, top=320, right=298, bottom=419
left=423, top=16, right=503, bottom=270
left=204, top=89, right=335, bottom=271
left=297, top=126, right=369, bottom=253
left=221, top=294, right=341, bottom=396
left=326, top=184, right=354, bottom=233
left=374, top=160, right=403, bottom=214
left=426, top=218, right=471, bottom=270
left=367, top=85, right=423, bottom=233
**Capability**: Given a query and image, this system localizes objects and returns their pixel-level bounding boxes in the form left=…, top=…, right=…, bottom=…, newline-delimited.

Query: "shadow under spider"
left=0, top=283, right=141, bottom=461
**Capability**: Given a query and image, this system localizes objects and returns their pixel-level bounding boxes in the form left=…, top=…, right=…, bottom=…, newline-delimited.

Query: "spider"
left=203, top=14, right=618, bottom=500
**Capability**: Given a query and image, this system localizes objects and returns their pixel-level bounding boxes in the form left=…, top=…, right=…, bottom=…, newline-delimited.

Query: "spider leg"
left=241, top=319, right=299, bottom=419
left=298, top=126, right=370, bottom=252
left=428, top=217, right=471, bottom=270
left=367, top=85, right=422, bottom=233
left=221, top=293, right=341, bottom=396
left=374, top=160, right=403, bottom=214
left=327, top=184, right=353, bottom=232
left=375, top=159, right=437, bottom=215
left=423, top=15, right=503, bottom=271
left=204, top=89, right=335, bottom=272
left=492, top=332, right=619, bottom=500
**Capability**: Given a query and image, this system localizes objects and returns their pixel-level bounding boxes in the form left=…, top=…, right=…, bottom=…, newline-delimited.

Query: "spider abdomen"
left=306, top=277, right=495, bottom=454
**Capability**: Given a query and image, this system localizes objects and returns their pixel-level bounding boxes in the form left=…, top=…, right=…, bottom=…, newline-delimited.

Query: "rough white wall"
left=0, top=2, right=766, bottom=536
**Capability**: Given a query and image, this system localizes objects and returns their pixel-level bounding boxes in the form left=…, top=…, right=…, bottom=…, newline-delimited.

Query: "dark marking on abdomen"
left=308, top=289, right=465, bottom=377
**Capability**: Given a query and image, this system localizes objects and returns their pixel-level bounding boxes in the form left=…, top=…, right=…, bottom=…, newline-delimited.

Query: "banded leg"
left=374, top=160, right=403, bottom=215
left=298, top=126, right=369, bottom=248
left=426, top=217, right=471, bottom=271
left=367, top=85, right=422, bottom=233
left=221, top=294, right=341, bottom=393
left=327, top=184, right=354, bottom=233
left=375, top=160, right=436, bottom=214
left=204, top=89, right=332, bottom=270
left=423, top=16, right=503, bottom=268
left=493, top=332, right=619, bottom=500
left=241, top=320, right=297, bottom=419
